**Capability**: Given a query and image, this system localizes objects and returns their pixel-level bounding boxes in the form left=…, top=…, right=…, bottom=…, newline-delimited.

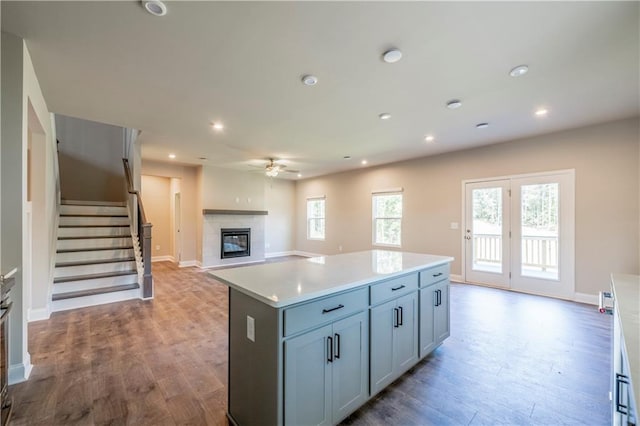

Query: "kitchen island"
left=210, top=250, right=453, bottom=426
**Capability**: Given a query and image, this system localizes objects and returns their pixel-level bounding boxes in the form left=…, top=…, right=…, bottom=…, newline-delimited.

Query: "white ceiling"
left=3, top=1, right=639, bottom=179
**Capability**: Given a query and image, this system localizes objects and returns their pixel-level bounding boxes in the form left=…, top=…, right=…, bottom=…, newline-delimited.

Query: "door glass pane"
left=472, top=187, right=502, bottom=273
left=521, top=183, right=559, bottom=280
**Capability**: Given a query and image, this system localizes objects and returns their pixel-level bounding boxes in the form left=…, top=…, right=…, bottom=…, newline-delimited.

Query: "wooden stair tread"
left=54, top=270, right=138, bottom=284
left=52, top=283, right=140, bottom=301
left=57, top=246, right=134, bottom=253
left=55, top=257, right=136, bottom=268
left=61, top=201, right=126, bottom=206
left=58, top=235, right=130, bottom=240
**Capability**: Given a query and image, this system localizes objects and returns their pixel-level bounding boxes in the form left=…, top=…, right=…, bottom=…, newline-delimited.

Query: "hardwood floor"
left=10, top=259, right=611, bottom=425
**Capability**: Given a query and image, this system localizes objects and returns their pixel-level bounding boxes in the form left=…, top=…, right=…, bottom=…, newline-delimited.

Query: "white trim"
left=461, top=168, right=576, bottom=186
left=265, top=251, right=296, bottom=258
left=195, top=260, right=203, bottom=268
left=294, top=250, right=325, bottom=258
left=9, top=357, right=33, bottom=385
left=51, top=288, right=140, bottom=312
left=371, top=187, right=404, bottom=194
left=178, top=260, right=198, bottom=268
left=152, top=255, right=175, bottom=262
left=306, top=195, right=326, bottom=200
left=28, top=306, right=51, bottom=322
left=450, top=273, right=463, bottom=283
left=574, top=292, right=598, bottom=305
left=1, top=268, right=18, bottom=279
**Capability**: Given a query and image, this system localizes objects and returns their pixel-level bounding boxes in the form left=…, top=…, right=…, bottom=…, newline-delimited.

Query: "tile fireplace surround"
left=202, top=210, right=267, bottom=268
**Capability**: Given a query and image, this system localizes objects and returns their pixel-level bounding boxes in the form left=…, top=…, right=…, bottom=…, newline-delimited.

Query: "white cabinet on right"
left=419, top=264, right=450, bottom=358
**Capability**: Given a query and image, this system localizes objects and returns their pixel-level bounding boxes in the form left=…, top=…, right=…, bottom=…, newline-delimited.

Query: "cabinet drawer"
left=370, top=273, right=418, bottom=305
left=419, top=263, right=450, bottom=287
left=283, top=288, right=368, bottom=337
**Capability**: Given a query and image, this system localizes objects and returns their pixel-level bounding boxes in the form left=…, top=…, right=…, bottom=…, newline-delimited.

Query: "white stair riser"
left=62, top=200, right=126, bottom=207
left=54, top=261, right=137, bottom=278
left=57, top=237, right=132, bottom=251
left=56, top=248, right=135, bottom=263
left=51, top=288, right=140, bottom=312
left=52, top=273, right=139, bottom=294
left=58, top=226, right=130, bottom=238
left=60, top=205, right=128, bottom=216
left=59, top=216, right=129, bottom=226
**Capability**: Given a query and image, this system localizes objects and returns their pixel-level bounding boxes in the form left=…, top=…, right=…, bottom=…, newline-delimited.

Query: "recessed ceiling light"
left=476, top=122, right=489, bottom=129
left=297, top=173, right=302, bottom=178
left=168, top=153, right=176, bottom=159
left=361, top=160, right=368, bottom=165
left=302, top=75, right=318, bottom=86
left=535, top=108, right=548, bottom=117
left=142, top=1, right=167, bottom=16
left=343, top=155, right=351, bottom=160
left=446, top=99, right=462, bottom=109
left=382, top=48, right=403, bottom=64
left=425, top=135, right=435, bottom=142
left=212, top=122, right=224, bottom=131
left=509, top=65, right=529, bottom=77
left=379, top=113, right=391, bottom=120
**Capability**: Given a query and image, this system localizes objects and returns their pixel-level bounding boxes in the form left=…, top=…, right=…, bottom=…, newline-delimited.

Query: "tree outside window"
left=307, top=197, right=325, bottom=240
left=372, top=193, right=402, bottom=246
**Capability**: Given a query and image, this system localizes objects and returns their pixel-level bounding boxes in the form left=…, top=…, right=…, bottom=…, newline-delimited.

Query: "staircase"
left=52, top=200, right=142, bottom=311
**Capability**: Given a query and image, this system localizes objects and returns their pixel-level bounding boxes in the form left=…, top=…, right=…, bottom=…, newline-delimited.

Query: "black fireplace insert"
left=221, top=228, right=251, bottom=259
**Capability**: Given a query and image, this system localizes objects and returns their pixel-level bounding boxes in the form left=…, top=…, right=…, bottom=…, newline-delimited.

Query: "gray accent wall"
left=55, top=114, right=126, bottom=202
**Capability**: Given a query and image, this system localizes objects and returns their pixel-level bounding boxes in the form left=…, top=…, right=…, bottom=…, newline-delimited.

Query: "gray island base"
left=210, top=250, right=453, bottom=426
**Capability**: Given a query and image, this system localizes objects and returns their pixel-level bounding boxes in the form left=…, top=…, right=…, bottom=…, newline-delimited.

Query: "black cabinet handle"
left=327, top=336, right=333, bottom=363
left=616, top=373, right=629, bottom=415
left=334, top=333, right=340, bottom=359
left=391, top=285, right=406, bottom=291
left=434, top=289, right=439, bottom=307
left=398, top=306, right=403, bottom=326
left=322, top=304, right=344, bottom=314
left=393, top=308, right=399, bottom=328
left=438, top=289, right=442, bottom=306
left=433, top=272, right=443, bottom=277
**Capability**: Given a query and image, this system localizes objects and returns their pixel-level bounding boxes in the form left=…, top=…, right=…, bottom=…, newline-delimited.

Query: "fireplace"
left=221, top=228, right=251, bottom=259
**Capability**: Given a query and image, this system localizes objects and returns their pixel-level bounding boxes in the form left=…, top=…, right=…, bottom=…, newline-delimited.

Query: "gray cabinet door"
left=419, top=286, right=436, bottom=358
left=285, top=324, right=332, bottom=426
left=332, top=311, right=368, bottom=423
left=370, top=299, right=396, bottom=395
left=394, top=292, right=419, bottom=372
left=434, top=281, right=450, bottom=343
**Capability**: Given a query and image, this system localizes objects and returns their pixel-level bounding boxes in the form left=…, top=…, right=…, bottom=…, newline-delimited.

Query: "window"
left=307, top=197, right=325, bottom=240
left=372, top=192, right=402, bottom=246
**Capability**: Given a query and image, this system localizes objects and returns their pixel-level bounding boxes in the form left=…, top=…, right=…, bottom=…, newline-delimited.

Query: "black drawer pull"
left=391, top=285, right=406, bottom=291
left=322, top=304, right=344, bottom=314
left=433, top=272, right=443, bottom=277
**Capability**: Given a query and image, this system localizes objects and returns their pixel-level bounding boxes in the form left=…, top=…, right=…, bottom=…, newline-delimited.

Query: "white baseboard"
left=152, top=255, right=175, bottom=263
left=450, top=273, right=463, bottom=283
left=574, top=292, right=598, bottom=305
left=28, top=305, right=51, bottom=322
left=178, top=260, right=198, bottom=268
left=9, top=357, right=33, bottom=384
left=293, top=250, right=325, bottom=258
left=195, top=260, right=203, bottom=268
left=265, top=251, right=296, bottom=258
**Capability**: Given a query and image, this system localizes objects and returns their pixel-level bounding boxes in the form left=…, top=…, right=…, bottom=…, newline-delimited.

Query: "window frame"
left=306, top=196, right=326, bottom=241
left=371, top=191, right=403, bottom=247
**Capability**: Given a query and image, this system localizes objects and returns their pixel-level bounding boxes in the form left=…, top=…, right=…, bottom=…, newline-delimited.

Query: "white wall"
left=265, top=178, right=296, bottom=255
left=295, top=117, right=640, bottom=299
left=201, top=166, right=266, bottom=210
left=56, top=114, right=125, bottom=202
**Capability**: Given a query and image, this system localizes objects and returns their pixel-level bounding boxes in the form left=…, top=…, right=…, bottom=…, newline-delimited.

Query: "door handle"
left=398, top=306, right=403, bottom=326
left=334, top=333, right=340, bottom=359
left=327, top=336, right=333, bottom=363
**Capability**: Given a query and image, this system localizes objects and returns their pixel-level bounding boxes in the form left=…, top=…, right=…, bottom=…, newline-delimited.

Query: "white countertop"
left=611, top=274, right=640, bottom=412
left=209, top=250, right=453, bottom=308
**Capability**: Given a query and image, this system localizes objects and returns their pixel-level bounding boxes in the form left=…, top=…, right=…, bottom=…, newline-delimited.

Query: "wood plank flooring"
left=10, top=259, right=611, bottom=425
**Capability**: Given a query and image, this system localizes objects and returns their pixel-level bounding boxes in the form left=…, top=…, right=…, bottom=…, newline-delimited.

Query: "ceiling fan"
left=263, top=159, right=299, bottom=177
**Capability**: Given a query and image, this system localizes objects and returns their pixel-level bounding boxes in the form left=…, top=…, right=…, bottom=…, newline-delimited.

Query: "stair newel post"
left=141, top=222, right=153, bottom=298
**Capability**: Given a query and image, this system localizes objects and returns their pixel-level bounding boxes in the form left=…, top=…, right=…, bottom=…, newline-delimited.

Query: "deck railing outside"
left=473, top=233, right=558, bottom=271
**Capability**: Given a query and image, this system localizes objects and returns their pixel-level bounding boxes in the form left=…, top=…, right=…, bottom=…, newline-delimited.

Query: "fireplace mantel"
left=203, top=209, right=268, bottom=216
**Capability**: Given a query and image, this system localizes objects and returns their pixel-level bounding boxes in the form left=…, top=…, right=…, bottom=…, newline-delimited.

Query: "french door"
left=464, top=171, right=575, bottom=299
